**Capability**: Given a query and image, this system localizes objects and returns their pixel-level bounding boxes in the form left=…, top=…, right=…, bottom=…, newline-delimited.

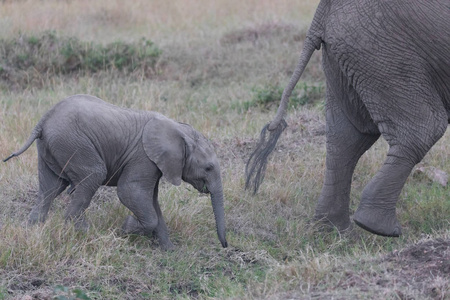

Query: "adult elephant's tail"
left=245, top=36, right=320, bottom=194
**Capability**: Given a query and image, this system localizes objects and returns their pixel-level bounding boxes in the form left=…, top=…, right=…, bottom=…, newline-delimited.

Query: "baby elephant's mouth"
left=199, top=182, right=209, bottom=194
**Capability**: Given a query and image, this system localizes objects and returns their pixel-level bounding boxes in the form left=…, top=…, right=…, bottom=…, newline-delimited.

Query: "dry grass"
left=0, top=0, right=449, bottom=299
left=0, top=0, right=318, bottom=43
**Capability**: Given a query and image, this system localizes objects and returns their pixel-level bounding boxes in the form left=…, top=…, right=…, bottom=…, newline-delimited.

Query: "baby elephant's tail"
left=3, top=127, right=42, bottom=162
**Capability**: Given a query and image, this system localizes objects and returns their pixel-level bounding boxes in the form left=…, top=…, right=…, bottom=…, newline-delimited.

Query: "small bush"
left=0, top=31, right=162, bottom=88
left=237, top=82, right=324, bottom=112
left=251, top=84, right=284, bottom=109
left=54, top=285, right=91, bottom=300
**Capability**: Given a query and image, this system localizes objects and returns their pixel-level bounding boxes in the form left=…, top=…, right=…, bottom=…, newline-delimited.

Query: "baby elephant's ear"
left=142, top=115, right=185, bottom=186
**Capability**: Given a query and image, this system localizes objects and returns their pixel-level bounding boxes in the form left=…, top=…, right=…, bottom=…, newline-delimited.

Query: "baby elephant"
left=4, top=94, right=227, bottom=250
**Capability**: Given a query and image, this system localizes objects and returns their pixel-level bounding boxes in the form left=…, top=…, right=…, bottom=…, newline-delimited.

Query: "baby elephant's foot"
left=122, top=215, right=145, bottom=235
left=28, top=208, right=47, bottom=225
left=159, top=239, right=175, bottom=251
left=28, top=214, right=43, bottom=226
left=353, top=205, right=402, bottom=237
left=122, top=216, right=175, bottom=251
left=73, top=217, right=90, bottom=232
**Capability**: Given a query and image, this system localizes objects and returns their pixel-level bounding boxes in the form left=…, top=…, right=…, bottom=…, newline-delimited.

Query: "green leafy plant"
left=53, top=285, right=91, bottom=300
left=240, top=82, right=324, bottom=112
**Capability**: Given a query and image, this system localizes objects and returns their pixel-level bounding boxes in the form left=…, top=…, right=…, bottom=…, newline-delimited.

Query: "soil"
left=379, top=238, right=449, bottom=299
left=269, top=238, right=449, bottom=300
left=333, top=238, right=450, bottom=300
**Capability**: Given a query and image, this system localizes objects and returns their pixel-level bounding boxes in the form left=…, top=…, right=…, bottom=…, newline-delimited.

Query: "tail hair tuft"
left=245, top=119, right=287, bottom=194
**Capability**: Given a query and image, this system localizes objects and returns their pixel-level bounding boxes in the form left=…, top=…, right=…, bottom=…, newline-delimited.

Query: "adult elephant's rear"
left=246, top=0, right=450, bottom=237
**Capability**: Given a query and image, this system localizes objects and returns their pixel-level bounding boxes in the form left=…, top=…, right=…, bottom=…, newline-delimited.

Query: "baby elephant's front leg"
left=118, top=179, right=174, bottom=250
left=122, top=215, right=174, bottom=251
left=121, top=215, right=156, bottom=236
left=152, top=185, right=175, bottom=250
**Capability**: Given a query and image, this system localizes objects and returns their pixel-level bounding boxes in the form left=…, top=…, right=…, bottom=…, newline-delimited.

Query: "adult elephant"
left=246, top=0, right=450, bottom=237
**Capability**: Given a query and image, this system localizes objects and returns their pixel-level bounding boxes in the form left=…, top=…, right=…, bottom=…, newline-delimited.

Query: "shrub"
left=0, top=31, right=162, bottom=88
left=237, top=82, right=324, bottom=112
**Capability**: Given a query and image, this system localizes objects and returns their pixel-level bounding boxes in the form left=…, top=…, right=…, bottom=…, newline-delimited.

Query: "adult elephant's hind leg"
left=315, top=47, right=381, bottom=233
left=352, top=151, right=413, bottom=237
left=314, top=101, right=380, bottom=232
left=353, top=93, right=448, bottom=237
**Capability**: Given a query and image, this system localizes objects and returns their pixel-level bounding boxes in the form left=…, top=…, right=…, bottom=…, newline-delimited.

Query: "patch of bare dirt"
left=0, top=270, right=53, bottom=300
left=335, top=238, right=449, bottom=300
left=383, top=238, right=449, bottom=299
left=267, top=238, right=449, bottom=300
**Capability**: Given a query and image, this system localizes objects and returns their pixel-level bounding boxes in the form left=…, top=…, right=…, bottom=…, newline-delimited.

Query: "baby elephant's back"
left=38, top=95, right=142, bottom=170
left=44, top=94, right=120, bottom=125
left=41, top=95, right=137, bottom=137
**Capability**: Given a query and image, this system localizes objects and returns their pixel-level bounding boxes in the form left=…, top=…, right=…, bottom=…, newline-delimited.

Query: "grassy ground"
left=0, top=1, right=449, bottom=299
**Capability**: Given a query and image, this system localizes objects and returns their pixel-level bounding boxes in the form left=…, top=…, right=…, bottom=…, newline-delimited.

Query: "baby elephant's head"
left=143, top=114, right=227, bottom=248
left=181, top=127, right=221, bottom=194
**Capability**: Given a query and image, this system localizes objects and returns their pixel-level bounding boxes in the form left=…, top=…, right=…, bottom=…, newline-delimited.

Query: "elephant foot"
left=314, top=205, right=352, bottom=233
left=122, top=216, right=175, bottom=250
left=159, top=239, right=175, bottom=251
left=28, top=208, right=47, bottom=225
left=28, top=214, right=41, bottom=226
left=313, top=214, right=352, bottom=234
left=71, top=217, right=89, bottom=232
left=122, top=215, right=145, bottom=235
left=353, top=205, right=402, bottom=237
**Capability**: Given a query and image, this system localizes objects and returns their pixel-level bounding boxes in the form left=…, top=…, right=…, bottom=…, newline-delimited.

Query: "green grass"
left=0, top=0, right=449, bottom=299
left=231, top=82, right=324, bottom=113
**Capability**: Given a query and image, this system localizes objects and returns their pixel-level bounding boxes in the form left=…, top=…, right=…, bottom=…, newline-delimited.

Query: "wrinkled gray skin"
left=4, top=95, right=227, bottom=250
left=249, top=0, right=450, bottom=237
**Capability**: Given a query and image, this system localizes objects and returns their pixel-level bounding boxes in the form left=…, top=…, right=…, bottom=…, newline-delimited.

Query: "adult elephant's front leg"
left=314, top=98, right=379, bottom=232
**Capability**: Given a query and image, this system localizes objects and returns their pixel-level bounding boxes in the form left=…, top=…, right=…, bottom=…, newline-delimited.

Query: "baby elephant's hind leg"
left=64, top=176, right=103, bottom=230
left=29, top=159, right=69, bottom=225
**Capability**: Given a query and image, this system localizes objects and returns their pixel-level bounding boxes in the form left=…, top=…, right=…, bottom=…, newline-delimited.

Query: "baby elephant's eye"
left=205, top=165, right=214, bottom=172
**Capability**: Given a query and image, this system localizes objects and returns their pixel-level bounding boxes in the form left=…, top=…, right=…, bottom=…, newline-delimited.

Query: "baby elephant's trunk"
left=209, top=183, right=227, bottom=248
